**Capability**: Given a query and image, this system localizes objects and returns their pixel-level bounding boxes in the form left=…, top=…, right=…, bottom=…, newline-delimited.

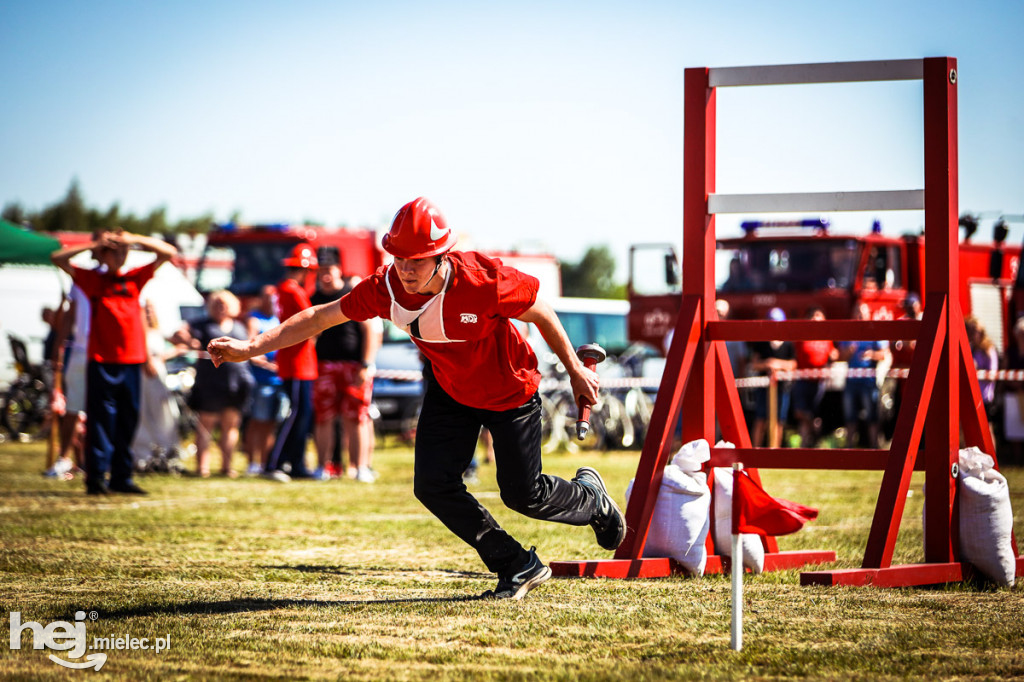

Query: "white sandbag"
left=625, top=440, right=712, bottom=575
left=958, top=447, right=1016, bottom=587
left=711, top=461, right=766, bottom=574
left=673, top=437, right=711, bottom=473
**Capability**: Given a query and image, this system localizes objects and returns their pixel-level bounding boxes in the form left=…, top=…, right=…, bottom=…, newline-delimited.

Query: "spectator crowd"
left=43, top=230, right=383, bottom=494
left=22, top=230, right=1024, bottom=494
left=720, top=294, right=1019, bottom=461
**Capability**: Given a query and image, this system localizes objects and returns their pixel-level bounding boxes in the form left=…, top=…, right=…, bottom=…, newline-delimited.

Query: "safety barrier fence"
left=373, top=366, right=1021, bottom=390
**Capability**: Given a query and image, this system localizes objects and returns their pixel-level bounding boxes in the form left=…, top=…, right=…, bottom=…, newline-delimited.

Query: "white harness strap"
left=384, top=264, right=463, bottom=344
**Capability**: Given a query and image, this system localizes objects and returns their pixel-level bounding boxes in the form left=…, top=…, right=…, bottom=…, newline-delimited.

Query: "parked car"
left=370, top=297, right=636, bottom=445
left=371, top=322, right=424, bottom=441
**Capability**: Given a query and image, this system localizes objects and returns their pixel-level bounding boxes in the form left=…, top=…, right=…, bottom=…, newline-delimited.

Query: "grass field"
left=2, top=439, right=1022, bottom=681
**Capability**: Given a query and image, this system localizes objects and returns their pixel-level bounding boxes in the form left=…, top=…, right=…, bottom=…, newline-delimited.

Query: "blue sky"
left=2, top=1, right=1022, bottom=271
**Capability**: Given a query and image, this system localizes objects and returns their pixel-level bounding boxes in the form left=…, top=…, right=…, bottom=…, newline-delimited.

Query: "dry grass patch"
left=1, top=440, right=1022, bottom=680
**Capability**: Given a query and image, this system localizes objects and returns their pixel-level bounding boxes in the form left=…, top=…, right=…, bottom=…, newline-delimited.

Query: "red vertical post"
left=681, top=67, right=716, bottom=444
left=922, top=56, right=959, bottom=563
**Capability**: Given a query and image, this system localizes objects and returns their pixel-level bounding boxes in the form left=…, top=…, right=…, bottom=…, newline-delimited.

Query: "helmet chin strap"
left=421, top=253, right=447, bottom=292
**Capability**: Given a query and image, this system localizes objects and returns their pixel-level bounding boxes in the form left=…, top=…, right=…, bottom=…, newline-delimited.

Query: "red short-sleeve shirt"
left=72, top=262, right=158, bottom=364
left=794, top=339, right=835, bottom=369
left=341, top=251, right=540, bottom=411
left=275, top=277, right=318, bottom=380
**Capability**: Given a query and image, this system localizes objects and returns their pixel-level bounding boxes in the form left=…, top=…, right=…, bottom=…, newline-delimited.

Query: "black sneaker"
left=481, top=547, right=552, bottom=601
left=109, top=481, right=147, bottom=495
left=573, top=467, right=626, bottom=550
left=86, top=482, right=110, bottom=496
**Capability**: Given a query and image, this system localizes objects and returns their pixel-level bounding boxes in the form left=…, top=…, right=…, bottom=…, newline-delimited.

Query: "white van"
left=521, top=296, right=630, bottom=369
left=549, top=297, right=630, bottom=355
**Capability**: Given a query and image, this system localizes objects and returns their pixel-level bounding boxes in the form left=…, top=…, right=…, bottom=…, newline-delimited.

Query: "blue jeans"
left=843, top=378, right=879, bottom=422
left=85, top=361, right=142, bottom=490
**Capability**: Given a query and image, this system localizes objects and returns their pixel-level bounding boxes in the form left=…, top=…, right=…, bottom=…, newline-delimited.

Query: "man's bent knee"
left=500, top=483, right=546, bottom=517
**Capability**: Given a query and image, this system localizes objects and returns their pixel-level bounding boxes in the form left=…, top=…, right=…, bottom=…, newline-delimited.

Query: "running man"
left=208, top=197, right=625, bottom=599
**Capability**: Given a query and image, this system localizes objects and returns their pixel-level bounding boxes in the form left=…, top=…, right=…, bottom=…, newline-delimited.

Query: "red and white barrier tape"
left=374, top=368, right=426, bottom=381
left=314, top=365, right=1024, bottom=390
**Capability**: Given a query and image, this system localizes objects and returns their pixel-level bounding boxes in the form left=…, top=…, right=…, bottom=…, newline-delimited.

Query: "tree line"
left=2, top=180, right=220, bottom=237
left=4, top=180, right=625, bottom=298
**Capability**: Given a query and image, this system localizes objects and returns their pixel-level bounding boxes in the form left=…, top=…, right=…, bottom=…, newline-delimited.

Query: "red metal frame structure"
left=551, top=57, right=1023, bottom=586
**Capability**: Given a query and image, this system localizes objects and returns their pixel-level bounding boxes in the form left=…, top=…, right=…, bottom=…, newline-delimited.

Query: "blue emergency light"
left=740, top=218, right=830, bottom=234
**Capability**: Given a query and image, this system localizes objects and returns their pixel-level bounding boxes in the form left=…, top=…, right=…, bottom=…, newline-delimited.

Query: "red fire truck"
left=192, top=223, right=565, bottom=307
left=628, top=218, right=1022, bottom=355
left=193, top=223, right=385, bottom=308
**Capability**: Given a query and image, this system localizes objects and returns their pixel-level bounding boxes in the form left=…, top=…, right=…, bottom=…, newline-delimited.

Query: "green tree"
left=560, top=245, right=626, bottom=299
left=86, top=203, right=121, bottom=232
left=35, top=179, right=88, bottom=232
left=172, top=214, right=215, bottom=236
left=2, top=202, right=28, bottom=225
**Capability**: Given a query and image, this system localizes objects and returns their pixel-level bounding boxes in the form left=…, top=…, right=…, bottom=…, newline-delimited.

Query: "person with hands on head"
left=51, top=229, right=178, bottom=495
left=209, top=197, right=625, bottom=600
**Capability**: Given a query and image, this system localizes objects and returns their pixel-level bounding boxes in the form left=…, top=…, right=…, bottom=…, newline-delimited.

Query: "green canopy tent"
left=0, top=219, right=61, bottom=266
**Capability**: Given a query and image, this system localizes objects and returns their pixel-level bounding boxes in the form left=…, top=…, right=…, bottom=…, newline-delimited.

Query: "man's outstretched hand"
left=207, top=337, right=252, bottom=368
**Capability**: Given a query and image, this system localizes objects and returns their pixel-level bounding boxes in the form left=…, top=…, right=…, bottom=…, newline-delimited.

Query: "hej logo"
left=10, top=611, right=106, bottom=671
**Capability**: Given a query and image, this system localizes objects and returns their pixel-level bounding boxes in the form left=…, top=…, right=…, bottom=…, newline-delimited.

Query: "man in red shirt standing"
left=209, top=198, right=625, bottom=600
left=264, top=244, right=319, bottom=481
left=792, top=306, right=839, bottom=447
left=51, top=230, right=178, bottom=495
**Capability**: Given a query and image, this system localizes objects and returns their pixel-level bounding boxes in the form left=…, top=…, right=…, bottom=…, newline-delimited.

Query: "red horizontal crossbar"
left=550, top=551, right=837, bottom=579
left=801, top=563, right=968, bottom=587
left=707, top=319, right=921, bottom=342
left=550, top=558, right=676, bottom=579
left=708, top=550, right=837, bottom=574
left=709, top=447, right=925, bottom=471
left=801, top=558, right=1024, bottom=587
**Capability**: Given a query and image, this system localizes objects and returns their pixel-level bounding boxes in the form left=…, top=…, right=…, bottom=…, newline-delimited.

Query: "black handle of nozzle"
left=574, top=343, right=606, bottom=440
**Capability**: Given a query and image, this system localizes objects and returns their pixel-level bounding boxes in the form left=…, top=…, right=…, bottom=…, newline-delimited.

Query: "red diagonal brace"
left=713, top=340, right=751, bottom=449
left=955, top=310, right=996, bottom=459
left=614, top=296, right=701, bottom=560
left=862, top=297, right=946, bottom=568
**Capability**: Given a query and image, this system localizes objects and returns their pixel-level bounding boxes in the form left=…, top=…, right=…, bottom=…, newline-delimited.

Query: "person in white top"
left=51, top=284, right=91, bottom=477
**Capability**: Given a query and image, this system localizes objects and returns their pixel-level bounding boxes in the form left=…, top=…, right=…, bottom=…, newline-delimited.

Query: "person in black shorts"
left=173, top=290, right=254, bottom=477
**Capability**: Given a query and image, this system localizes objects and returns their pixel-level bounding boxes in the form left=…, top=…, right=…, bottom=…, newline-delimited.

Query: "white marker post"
left=730, top=462, right=743, bottom=652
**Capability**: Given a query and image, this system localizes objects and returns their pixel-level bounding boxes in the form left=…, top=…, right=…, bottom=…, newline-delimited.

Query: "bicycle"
left=1, top=334, right=51, bottom=442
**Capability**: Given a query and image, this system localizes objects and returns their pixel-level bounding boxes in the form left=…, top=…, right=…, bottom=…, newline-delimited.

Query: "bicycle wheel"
left=593, top=393, right=630, bottom=450
left=624, top=387, right=655, bottom=448
left=540, top=392, right=566, bottom=454
left=1, top=382, right=48, bottom=441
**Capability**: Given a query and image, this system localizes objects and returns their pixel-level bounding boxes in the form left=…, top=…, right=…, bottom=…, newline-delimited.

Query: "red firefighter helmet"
left=381, top=197, right=457, bottom=259
left=281, top=243, right=318, bottom=269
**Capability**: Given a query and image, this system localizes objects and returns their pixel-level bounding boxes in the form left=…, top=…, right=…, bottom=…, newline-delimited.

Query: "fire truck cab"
left=629, top=219, right=1021, bottom=355
left=194, top=223, right=385, bottom=309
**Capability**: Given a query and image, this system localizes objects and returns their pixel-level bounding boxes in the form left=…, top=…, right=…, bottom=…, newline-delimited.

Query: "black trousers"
left=413, top=369, right=598, bottom=575
left=267, top=379, right=313, bottom=477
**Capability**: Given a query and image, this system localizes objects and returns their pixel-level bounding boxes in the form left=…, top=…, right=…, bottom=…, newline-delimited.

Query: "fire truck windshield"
left=195, top=241, right=296, bottom=297
left=718, top=239, right=859, bottom=293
